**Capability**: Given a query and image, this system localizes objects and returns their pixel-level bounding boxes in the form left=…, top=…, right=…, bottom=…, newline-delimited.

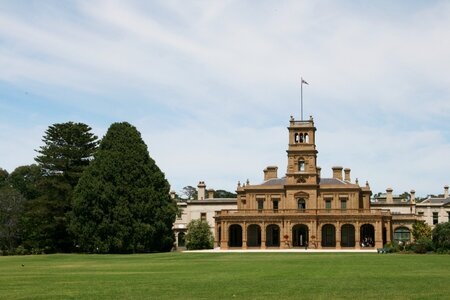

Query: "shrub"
left=185, top=219, right=214, bottom=250
left=432, top=222, right=450, bottom=251
left=384, top=241, right=400, bottom=253
left=414, top=238, right=433, bottom=254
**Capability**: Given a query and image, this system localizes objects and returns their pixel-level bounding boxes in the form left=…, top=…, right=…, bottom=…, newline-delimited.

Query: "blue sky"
left=0, top=0, right=449, bottom=197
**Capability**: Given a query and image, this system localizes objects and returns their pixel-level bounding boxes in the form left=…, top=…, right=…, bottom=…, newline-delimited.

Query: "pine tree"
left=23, top=122, right=98, bottom=252
left=69, top=122, right=177, bottom=253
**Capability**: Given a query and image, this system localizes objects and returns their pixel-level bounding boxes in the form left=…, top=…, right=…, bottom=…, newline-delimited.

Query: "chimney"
left=197, top=181, right=206, bottom=200
left=170, top=191, right=177, bottom=199
left=207, top=189, right=215, bottom=199
left=445, top=185, right=449, bottom=198
left=386, top=188, right=393, bottom=203
left=264, top=166, right=278, bottom=181
left=332, top=166, right=343, bottom=180
left=344, top=168, right=351, bottom=182
left=410, top=189, right=416, bottom=203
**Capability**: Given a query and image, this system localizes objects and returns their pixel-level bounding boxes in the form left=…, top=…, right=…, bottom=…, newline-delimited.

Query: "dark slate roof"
left=261, top=177, right=287, bottom=186
left=187, top=198, right=237, bottom=204
left=421, top=197, right=450, bottom=204
left=319, top=178, right=347, bottom=185
left=260, top=177, right=349, bottom=186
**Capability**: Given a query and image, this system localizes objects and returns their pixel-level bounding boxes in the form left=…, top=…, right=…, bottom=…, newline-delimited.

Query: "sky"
left=0, top=0, right=449, bottom=197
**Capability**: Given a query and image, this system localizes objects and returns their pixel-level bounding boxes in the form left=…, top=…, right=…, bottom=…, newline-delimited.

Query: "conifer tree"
left=69, top=122, right=177, bottom=253
left=23, top=122, right=98, bottom=252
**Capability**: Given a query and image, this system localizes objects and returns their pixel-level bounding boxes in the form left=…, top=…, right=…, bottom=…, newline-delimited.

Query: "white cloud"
left=0, top=0, right=448, bottom=196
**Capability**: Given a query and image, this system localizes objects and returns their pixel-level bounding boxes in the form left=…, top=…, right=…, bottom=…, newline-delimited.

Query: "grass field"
left=0, top=252, right=449, bottom=299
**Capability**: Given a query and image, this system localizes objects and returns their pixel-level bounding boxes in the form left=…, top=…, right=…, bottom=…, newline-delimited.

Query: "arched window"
left=341, top=224, right=355, bottom=247
left=229, top=224, right=243, bottom=247
left=321, top=224, right=336, bottom=247
left=266, top=224, right=280, bottom=247
left=394, top=227, right=411, bottom=243
left=297, top=198, right=306, bottom=210
left=298, top=159, right=305, bottom=172
left=294, top=133, right=299, bottom=143
left=299, top=133, right=304, bottom=143
left=304, top=133, right=309, bottom=143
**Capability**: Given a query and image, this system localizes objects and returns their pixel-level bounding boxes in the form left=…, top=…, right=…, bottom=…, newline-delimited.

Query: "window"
left=341, top=200, right=347, bottom=209
left=448, top=212, right=450, bottom=222
left=177, top=210, right=182, bottom=219
left=304, top=133, right=309, bottom=143
left=418, top=211, right=424, bottom=216
left=433, top=212, right=439, bottom=225
left=394, top=227, right=411, bottom=242
left=273, top=200, right=279, bottom=211
left=297, top=198, right=306, bottom=210
left=200, top=212, right=206, bottom=221
left=298, top=160, right=305, bottom=172
left=325, top=200, right=332, bottom=209
left=257, top=199, right=264, bottom=210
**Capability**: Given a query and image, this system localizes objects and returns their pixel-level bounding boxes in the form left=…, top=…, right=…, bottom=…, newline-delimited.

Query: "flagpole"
left=301, top=77, right=303, bottom=121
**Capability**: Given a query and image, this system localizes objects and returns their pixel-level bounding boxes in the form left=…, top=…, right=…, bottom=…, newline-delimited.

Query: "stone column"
left=386, top=221, right=391, bottom=244
left=355, top=221, right=360, bottom=249
left=335, top=222, right=341, bottom=249
left=214, top=225, right=219, bottom=248
left=375, top=221, right=383, bottom=248
left=317, top=224, right=322, bottom=249
left=242, top=222, right=247, bottom=250
left=261, top=222, right=266, bottom=249
left=222, top=222, right=229, bottom=250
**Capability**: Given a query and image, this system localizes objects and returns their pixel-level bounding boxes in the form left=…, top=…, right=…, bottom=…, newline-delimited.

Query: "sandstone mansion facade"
left=214, top=116, right=408, bottom=250
left=174, top=116, right=449, bottom=250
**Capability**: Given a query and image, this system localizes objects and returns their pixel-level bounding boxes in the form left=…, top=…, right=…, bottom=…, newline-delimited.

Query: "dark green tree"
left=69, top=122, right=177, bottom=253
left=432, top=222, right=450, bottom=251
left=185, top=219, right=214, bottom=250
left=23, top=122, right=98, bottom=252
left=181, top=186, right=197, bottom=200
left=0, top=168, right=9, bottom=188
left=8, top=165, right=42, bottom=200
left=214, top=189, right=237, bottom=198
left=0, top=186, right=26, bottom=252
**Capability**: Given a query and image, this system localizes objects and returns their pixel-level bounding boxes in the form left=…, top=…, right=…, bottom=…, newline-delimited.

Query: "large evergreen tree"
left=0, top=186, right=26, bottom=252
left=23, top=122, right=98, bottom=252
left=69, top=122, right=177, bottom=253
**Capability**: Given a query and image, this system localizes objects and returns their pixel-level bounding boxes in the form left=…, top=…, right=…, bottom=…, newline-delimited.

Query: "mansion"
left=173, top=117, right=449, bottom=250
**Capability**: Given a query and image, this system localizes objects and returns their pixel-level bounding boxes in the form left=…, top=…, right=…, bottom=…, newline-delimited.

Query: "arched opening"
left=229, top=224, right=242, bottom=247
left=299, top=133, right=304, bottom=143
left=321, top=224, right=336, bottom=247
left=341, top=224, right=355, bottom=247
left=298, top=159, right=305, bottom=172
left=360, top=224, right=375, bottom=247
left=305, top=133, right=309, bottom=143
left=292, top=224, right=309, bottom=247
left=294, top=133, right=299, bottom=143
left=394, top=227, right=411, bottom=243
left=266, top=224, right=280, bottom=247
left=247, top=224, right=261, bottom=247
left=297, top=198, right=306, bottom=210
left=178, top=232, right=186, bottom=247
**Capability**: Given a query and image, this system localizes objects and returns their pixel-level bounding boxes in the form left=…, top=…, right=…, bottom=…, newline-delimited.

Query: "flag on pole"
left=301, top=78, right=309, bottom=85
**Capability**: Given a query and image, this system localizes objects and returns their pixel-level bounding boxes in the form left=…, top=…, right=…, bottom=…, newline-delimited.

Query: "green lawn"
left=0, top=252, right=449, bottom=299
